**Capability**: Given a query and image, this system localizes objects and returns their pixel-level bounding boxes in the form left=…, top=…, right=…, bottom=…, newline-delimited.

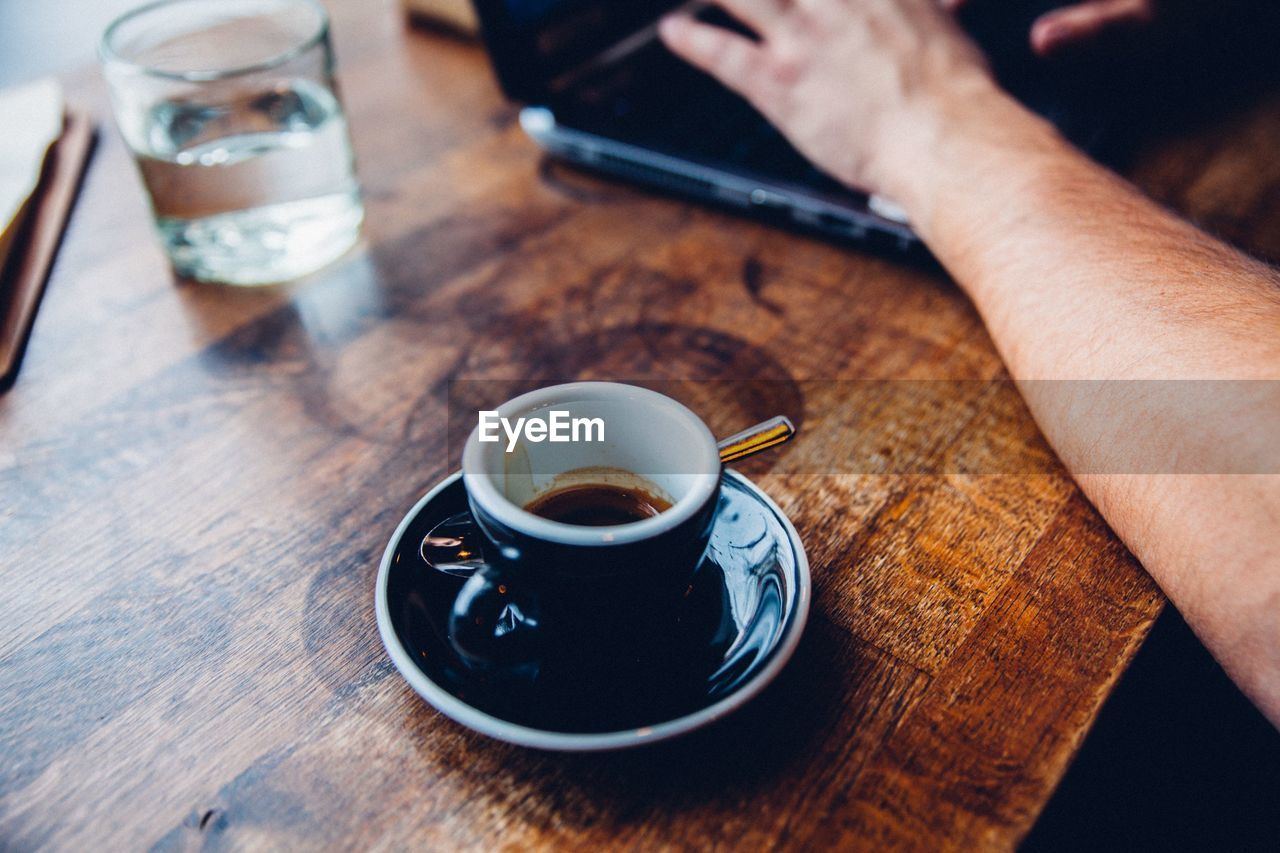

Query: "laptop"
left=470, top=0, right=1110, bottom=254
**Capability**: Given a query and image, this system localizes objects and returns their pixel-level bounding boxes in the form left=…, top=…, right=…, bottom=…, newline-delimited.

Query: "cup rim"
left=461, top=382, right=721, bottom=547
left=99, top=0, right=329, bottom=82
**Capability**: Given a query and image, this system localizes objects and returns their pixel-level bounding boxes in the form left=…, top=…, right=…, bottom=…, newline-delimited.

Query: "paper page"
left=0, top=77, right=65, bottom=273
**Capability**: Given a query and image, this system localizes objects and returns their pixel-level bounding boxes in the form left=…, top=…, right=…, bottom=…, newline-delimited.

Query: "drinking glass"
left=100, top=0, right=363, bottom=285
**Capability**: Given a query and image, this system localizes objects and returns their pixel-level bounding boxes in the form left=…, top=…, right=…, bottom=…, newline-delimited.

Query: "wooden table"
left=4, top=2, right=1278, bottom=848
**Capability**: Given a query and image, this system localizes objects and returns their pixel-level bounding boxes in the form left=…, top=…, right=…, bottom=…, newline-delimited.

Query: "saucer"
left=375, top=469, right=810, bottom=751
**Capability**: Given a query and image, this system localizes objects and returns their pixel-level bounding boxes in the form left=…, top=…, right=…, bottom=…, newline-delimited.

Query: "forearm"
left=659, top=0, right=1280, bottom=723
left=893, top=90, right=1280, bottom=724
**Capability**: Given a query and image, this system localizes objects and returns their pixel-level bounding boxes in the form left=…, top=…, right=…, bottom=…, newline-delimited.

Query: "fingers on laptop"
left=714, top=0, right=787, bottom=31
left=938, top=0, right=1155, bottom=55
left=658, top=14, right=764, bottom=90
left=1030, top=0, right=1155, bottom=55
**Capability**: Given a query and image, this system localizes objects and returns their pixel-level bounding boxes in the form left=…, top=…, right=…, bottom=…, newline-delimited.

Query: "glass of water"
left=101, top=0, right=363, bottom=285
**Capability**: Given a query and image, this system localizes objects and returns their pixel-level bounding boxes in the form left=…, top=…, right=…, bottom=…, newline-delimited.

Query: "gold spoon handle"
left=717, top=415, right=796, bottom=464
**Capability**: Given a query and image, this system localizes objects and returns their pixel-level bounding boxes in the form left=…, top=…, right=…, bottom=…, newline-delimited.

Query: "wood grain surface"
left=2, top=1, right=1278, bottom=849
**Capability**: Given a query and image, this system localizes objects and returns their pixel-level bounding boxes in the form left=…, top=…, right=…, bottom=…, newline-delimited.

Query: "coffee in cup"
left=523, top=467, right=673, bottom=526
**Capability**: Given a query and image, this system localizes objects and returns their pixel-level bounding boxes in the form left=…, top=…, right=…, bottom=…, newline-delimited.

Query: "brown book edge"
left=0, top=110, right=96, bottom=391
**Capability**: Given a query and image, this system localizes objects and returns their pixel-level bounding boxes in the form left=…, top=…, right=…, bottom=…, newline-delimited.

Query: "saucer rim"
left=375, top=469, right=811, bottom=752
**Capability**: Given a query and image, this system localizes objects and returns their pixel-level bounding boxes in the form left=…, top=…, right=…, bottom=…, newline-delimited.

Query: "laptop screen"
left=473, top=0, right=683, bottom=100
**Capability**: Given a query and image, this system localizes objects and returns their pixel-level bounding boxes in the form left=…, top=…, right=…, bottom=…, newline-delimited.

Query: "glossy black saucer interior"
left=383, top=472, right=797, bottom=735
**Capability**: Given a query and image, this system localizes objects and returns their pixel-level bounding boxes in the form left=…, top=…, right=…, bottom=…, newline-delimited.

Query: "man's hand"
left=666, top=1, right=1280, bottom=730
left=658, top=0, right=1014, bottom=212
left=942, top=0, right=1157, bottom=57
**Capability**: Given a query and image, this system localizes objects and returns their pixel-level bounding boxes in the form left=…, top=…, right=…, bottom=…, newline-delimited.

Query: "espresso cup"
left=452, top=382, right=722, bottom=667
